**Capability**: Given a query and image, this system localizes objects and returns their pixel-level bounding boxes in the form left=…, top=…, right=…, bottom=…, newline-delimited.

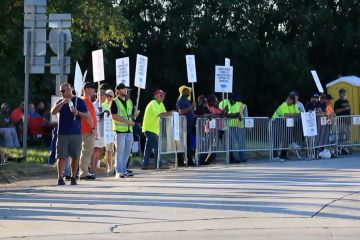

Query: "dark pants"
left=143, top=131, right=159, bottom=167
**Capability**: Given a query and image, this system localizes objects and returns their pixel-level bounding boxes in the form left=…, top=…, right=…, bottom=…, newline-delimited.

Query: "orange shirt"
left=326, top=103, right=334, bottom=118
left=81, top=96, right=97, bottom=135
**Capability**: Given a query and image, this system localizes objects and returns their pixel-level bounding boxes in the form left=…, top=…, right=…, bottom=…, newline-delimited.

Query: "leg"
left=79, top=133, right=95, bottom=178
left=115, top=133, right=126, bottom=175
left=57, top=158, right=66, bottom=180
left=120, top=133, right=134, bottom=174
left=0, top=129, right=14, bottom=148
left=9, top=128, right=20, bottom=147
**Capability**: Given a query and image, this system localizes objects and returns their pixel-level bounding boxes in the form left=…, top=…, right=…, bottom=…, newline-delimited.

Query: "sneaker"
left=80, top=174, right=96, bottom=180
left=125, top=172, right=134, bottom=177
left=57, top=178, right=65, bottom=185
left=115, top=173, right=125, bottom=178
left=63, top=175, right=71, bottom=181
left=127, top=169, right=133, bottom=174
left=273, top=157, right=285, bottom=162
left=70, top=177, right=77, bottom=185
left=289, top=143, right=301, bottom=149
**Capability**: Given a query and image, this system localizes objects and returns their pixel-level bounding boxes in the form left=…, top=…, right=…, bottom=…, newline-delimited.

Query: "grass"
left=0, top=146, right=49, bottom=164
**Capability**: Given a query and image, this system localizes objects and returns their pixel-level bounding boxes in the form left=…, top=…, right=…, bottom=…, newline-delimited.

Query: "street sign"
left=28, top=57, right=45, bottom=74
left=50, top=57, right=71, bottom=74
left=24, top=13, right=47, bottom=28
left=48, top=14, right=72, bottom=28
left=48, top=29, right=72, bottom=55
left=24, top=0, right=46, bottom=14
left=23, top=29, right=47, bottom=56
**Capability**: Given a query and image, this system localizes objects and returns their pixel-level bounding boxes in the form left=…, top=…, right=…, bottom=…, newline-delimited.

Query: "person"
left=220, top=93, right=248, bottom=162
left=195, top=95, right=210, bottom=117
left=305, top=93, right=323, bottom=113
left=142, top=89, right=173, bottom=169
left=111, top=83, right=137, bottom=178
left=91, top=89, right=107, bottom=173
left=334, top=89, right=351, bottom=154
left=176, top=85, right=196, bottom=166
left=103, top=89, right=115, bottom=174
left=291, top=91, right=305, bottom=112
left=10, top=101, right=24, bottom=142
left=51, top=83, right=88, bottom=185
left=272, top=92, right=300, bottom=160
left=0, top=103, right=20, bottom=147
left=79, top=82, right=97, bottom=180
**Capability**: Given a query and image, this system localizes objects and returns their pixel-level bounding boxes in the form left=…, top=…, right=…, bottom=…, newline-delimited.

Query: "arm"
left=51, top=98, right=70, bottom=115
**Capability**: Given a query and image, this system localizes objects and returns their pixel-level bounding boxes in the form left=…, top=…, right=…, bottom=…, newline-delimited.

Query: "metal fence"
left=157, top=114, right=360, bottom=167
left=337, top=115, right=360, bottom=148
left=157, top=115, right=187, bottom=168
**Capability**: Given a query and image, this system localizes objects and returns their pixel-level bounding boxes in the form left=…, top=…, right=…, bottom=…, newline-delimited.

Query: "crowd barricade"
left=157, top=115, right=187, bottom=168
left=270, top=117, right=304, bottom=160
left=195, top=118, right=230, bottom=165
left=158, top=114, right=360, bottom=168
left=336, top=115, right=360, bottom=148
left=228, top=117, right=272, bottom=159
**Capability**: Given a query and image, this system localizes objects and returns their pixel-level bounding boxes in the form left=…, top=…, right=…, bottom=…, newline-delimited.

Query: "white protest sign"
left=116, top=57, right=130, bottom=86
left=301, top=111, right=318, bottom=137
left=104, top=113, right=114, bottom=145
left=225, top=58, right=230, bottom=66
left=172, top=112, right=180, bottom=141
left=92, top=49, right=105, bottom=82
left=311, top=70, right=324, bottom=93
left=215, top=66, right=233, bottom=93
left=74, top=62, right=83, bottom=97
left=186, top=55, right=197, bottom=83
left=50, top=95, right=62, bottom=123
left=245, top=118, right=254, bottom=128
left=134, top=54, right=148, bottom=89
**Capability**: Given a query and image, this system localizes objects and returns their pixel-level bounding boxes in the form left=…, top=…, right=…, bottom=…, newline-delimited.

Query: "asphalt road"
left=1, top=156, right=360, bottom=239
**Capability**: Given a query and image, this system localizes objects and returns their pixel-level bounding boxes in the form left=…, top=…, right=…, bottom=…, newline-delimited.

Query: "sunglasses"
left=60, top=88, right=69, bottom=93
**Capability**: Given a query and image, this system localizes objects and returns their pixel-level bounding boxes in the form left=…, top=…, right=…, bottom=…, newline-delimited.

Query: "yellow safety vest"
left=228, top=102, right=246, bottom=127
left=272, top=102, right=299, bottom=119
left=112, top=97, right=133, bottom=132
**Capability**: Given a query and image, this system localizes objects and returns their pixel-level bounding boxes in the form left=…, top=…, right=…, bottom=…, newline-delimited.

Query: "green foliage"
left=1, top=0, right=360, bottom=115
left=1, top=147, right=49, bottom=164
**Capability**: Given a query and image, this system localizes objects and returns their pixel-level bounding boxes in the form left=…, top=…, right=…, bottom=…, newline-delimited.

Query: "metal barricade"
left=271, top=117, right=305, bottom=160
left=312, top=116, right=337, bottom=148
left=228, top=117, right=272, bottom=160
left=195, top=118, right=229, bottom=165
left=157, top=115, right=187, bottom=169
left=337, top=115, right=360, bottom=148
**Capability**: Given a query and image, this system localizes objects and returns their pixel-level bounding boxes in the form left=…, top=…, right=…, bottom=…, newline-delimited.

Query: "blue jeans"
left=143, top=131, right=158, bottom=167
left=230, top=127, right=246, bottom=161
left=115, top=133, right=134, bottom=175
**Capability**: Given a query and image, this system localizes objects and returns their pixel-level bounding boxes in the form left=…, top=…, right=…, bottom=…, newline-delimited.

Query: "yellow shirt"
left=142, top=100, right=167, bottom=135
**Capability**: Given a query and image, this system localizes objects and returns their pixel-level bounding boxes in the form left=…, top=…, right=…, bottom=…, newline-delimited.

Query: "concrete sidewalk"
left=0, top=156, right=360, bottom=239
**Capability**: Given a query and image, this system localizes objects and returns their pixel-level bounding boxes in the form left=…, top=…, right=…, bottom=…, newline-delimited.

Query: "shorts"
left=94, top=137, right=105, bottom=148
left=56, top=134, right=82, bottom=160
left=105, top=142, right=115, bottom=152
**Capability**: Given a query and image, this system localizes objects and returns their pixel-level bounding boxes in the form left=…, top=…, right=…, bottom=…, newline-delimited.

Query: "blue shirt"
left=57, top=97, right=87, bottom=135
left=176, top=96, right=195, bottom=127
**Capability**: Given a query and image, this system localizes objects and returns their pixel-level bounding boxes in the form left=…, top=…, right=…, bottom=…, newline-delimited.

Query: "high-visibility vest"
left=228, top=102, right=246, bottom=127
left=112, top=97, right=133, bottom=132
left=272, top=102, right=299, bottom=119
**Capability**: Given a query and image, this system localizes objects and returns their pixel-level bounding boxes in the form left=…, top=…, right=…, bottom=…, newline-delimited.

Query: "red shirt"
left=11, top=107, right=24, bottom=124
left=81, top=97, right=97, bottom=134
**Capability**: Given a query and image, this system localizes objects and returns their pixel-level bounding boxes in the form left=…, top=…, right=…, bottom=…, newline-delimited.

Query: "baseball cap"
left=116, top=83, right=131, bottom=90
left=105, top=89, right=114, bottom=97
left=1, top=103, right=8, bottom=109
left=83, top=82, right=95, bottom=89
left=312, top=93, right=319, bottom=98
left=154, top=89, right=166, bottom=96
